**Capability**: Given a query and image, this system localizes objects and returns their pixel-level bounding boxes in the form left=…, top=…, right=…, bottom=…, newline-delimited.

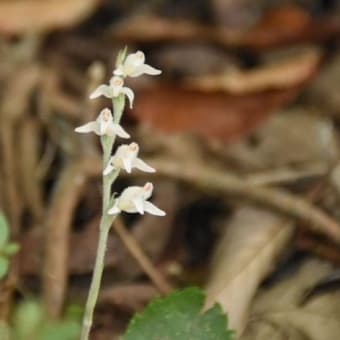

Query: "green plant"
left=0, top=300, right=81, bottom=340
left=123, top=287, right=234, bottom=340
left=0, top=213, right=19, bottom=279
left=76, top=49, right=164, bottom=339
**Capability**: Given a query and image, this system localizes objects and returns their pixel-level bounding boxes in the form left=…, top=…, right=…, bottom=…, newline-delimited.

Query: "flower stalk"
left=77, top=50, right=165, bottom=340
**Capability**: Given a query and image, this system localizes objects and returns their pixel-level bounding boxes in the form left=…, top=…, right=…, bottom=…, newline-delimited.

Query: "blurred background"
left=1, top=0, right=340, bottom=339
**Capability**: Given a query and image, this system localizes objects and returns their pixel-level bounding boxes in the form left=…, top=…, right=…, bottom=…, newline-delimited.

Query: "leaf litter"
left=1, top=1, right=340, bottom=339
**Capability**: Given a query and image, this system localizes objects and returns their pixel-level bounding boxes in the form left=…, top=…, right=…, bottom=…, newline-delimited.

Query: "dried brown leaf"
left=0, top=0, right=99, bottom=35
left=241, top=259, right=340, bottom=340
left=132, top=85, right=298, bottom=142
left=243, top=5, right=340, bottom=49
left=113, top=11, right=340, bottom=50
left=187, top=48, right=321, bottom=94
left=205, top=207, right=294, bottom=335
left=224, top=108, right=338, bottom=169
left=99, top=284, right=158, bottom=312
left=305, top=53, right=340, bottom=118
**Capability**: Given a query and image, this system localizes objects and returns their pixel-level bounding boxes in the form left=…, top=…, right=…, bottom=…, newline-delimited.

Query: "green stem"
left=80, top=95, right=125, bottom=340
left=80, top=214, right=113, bottom=340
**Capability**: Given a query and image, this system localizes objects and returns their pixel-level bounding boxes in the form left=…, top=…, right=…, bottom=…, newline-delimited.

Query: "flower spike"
left=75, top=108, right=130, bottom=138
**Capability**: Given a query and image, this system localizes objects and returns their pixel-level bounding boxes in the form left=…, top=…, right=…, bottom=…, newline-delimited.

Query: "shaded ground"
left=1, top=0, right=340, bottom=339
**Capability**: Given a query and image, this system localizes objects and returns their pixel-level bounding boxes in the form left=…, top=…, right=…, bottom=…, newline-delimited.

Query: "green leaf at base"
left=123, top=287, right=234, bottom=340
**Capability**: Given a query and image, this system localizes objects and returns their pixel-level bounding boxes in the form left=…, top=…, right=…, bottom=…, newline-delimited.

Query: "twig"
left=297, top=233, right=340, bottom=265
left=113, top=217, right=172, bottom=294
left=150, top=158, right=340, bottom=244
left=244, top=163, right=328, bottom=186
left=43, top=156, right=101, bottom=319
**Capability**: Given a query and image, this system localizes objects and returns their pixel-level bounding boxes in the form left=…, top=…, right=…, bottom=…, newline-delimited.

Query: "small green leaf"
left=64, top=304, right=83, bottom=322
left=13, top=300, right=44, bottom=340
left=0, top=321, right=10, bottom=340
left=2, top=242, right=20, bottom=256
left=0, top=213, right=9, bottom=248
left=40, top=320, right=80, bottom=340
left=0, top=256, right=9, bottom=279
left=123, top=287, right=234, bottom=340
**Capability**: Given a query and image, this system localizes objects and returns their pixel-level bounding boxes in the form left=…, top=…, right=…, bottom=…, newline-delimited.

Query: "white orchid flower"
left=89, top=76, right=134, bottom=108
left=114, top=51, right=161, bottom=78
left=108, top=182, right=165, bottom=216
left=103, top=142, right=155, bottom=175
left=75, top=108, right=130, bottom=138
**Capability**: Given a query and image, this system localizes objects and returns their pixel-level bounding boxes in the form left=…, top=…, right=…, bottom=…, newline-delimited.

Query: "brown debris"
left=113, top=11, right=340, bottom=50
left=1, top=1, right=340, bottom=337
left=187, top=47, right=321, bottom=94
left=0, top=0, right=100, bottom=36
left=132, top=85, right=298, bottom=142
left=150, top=158, right=340, bottom=244
left=42, top=156, right=101, bottom=319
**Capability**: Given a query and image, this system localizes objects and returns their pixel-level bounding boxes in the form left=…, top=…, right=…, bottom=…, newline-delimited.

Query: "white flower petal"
left=133, top=158, right=155, bottom=173
left=110, top=76, right=124, bottom=97
left=109, top=124, right=130, bottom=139
left=144, top=201, right=166, bottom=216
left=120, top=87, right=135, bottom=108
left=142, top=182, right=154, bottom=200
left=89, top=85, right=113, bottom=99
left=133, top=198, right=145, bottom=215
left=119, top=186, right=140, bottom=202
left=123, top=158, right=133, bottom=173
left=113, top=67, right=124, bottom=76
left=75, top=121, right=98, bottom=134
left=103, top=163, right=115, bottom=176
left=124, top=51, right=145, bottom=75
left=98, top=119, right=111, bottom=135
left=108, top=203, right=121, bottom=215
left=130, top=64, right=161, bottom=77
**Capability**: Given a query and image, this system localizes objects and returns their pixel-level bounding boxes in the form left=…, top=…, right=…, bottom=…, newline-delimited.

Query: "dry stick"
left=244, top=163, right=328, bottom=186
left=0, top=122, right=22, bottom=320
left=0, top=65, right=40, bottom=319
left=43, top=156, right=101, bottom=319
left=150, top=159, right=340, bottom=244
left=113, top=217, right=172, bottom=294
left=19, top=117, right=44, bottom=221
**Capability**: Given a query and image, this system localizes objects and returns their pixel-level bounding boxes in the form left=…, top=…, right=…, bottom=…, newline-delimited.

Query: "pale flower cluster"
left=75, top=50, right=165, bottom=217
left=89, top=51, right=160, bottom=108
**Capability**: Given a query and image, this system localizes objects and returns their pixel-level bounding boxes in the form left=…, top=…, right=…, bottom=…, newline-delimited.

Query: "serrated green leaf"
left=123, top=287, right=234, bottom=340
left=0, top=213, right=9, bottom=248
left=0, top=256, right=9, bottom=279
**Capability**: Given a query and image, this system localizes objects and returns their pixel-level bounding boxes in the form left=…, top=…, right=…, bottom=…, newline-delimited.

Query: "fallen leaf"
left=112, top=11, right=340, bottom=50
left=305, top=53, right=340, bottom=118
left=0, top=0, right=99, bottom=36
left=204, top=207, right=294, bottom=335
left=241, top=259, right=340, bottom=340
left=242, top=5, right=311, bottom=48
left=224, top=107, right=338, bottom=170
left=243, top=5, right=340, bottom=49
left=132, top=85, right=298, bottom=142
left=187, top=47, right=321, bottom=94
left=99, top=284, right=158, bottom=312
